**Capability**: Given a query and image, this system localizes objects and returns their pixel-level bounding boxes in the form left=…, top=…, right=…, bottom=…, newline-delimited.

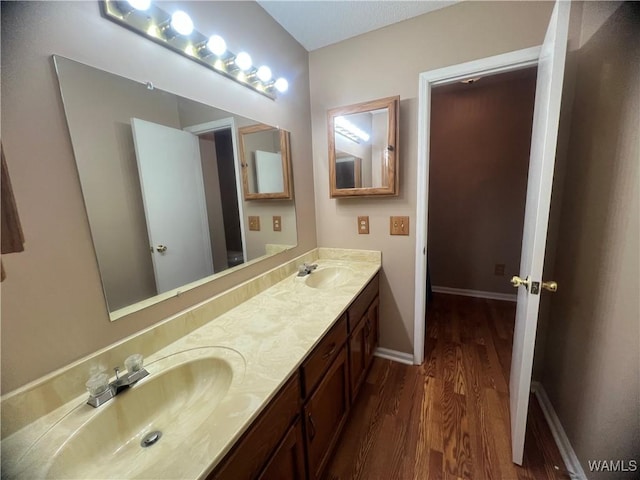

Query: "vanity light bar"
left=100, top=1, right=288, bottom=100
left=334, top=116, right=370, bottom=143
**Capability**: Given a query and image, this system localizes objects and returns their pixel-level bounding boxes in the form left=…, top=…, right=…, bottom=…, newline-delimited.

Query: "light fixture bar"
left=100, top=1, right=286, bottom=100
left=335, top=116, right=370, bottom=143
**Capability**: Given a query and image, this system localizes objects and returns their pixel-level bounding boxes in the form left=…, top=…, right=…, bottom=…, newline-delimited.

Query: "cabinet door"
left=348, top=316, right=367, bottom=403
left=259, top=420, right=306, bottom=480
left=364, top=296, right=379, bottom=370
left=304, top=348, right=349, bottom=480
left=210, top=375, right=300, bottom=480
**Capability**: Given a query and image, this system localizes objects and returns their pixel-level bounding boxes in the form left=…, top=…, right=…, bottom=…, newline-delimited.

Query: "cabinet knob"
left=307, top=412, right=317, bottom=440
left=322, top=342, right=337, bottom=359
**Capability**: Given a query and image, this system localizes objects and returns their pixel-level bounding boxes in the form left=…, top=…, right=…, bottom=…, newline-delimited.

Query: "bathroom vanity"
left=211, top=273, right=379, bottom=480
left=1, top=248, right=381, bottom=480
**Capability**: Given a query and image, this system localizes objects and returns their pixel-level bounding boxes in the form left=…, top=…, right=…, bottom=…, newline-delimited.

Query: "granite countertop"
left=1, top=249, right=381, bottom=479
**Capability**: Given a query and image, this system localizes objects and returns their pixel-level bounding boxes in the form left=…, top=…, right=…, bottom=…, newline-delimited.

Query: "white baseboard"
left=432, top=286, right=517, bottom=302
left=374, top=347, right=415, bottom=365
left=531, top=381, right=586, bottom=479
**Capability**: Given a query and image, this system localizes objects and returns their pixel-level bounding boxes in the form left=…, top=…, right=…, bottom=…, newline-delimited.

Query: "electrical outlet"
left=494, top=264, right=506, bottom=276
left=390, top=216, right=410, bottom=235
left=357, top=216, right=369, bottom=234
left=248, top=216, right=260, bottom=231
left=273, top=216, right=282, bottom=232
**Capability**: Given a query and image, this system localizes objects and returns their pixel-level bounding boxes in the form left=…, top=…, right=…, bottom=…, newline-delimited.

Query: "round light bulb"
left=256, top=66, right=272, bottom=82
left=274, top=77, right=289, bottom=93
left=206, top=35, right=226, bottom=56
left=126, top=0, right=151, bottom=11
left=171, top=11, right=194, bottom=36
left=235, top=52, right=252, bottom=71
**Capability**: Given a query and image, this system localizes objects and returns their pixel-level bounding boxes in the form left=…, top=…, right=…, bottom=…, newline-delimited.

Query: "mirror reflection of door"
left=131, top=118, right=214, bottom=294
left=335, top=154, right=362, bottom=189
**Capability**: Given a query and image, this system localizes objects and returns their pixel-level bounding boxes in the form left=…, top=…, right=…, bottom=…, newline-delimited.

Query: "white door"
left=509, top=0, right=570, bottom=465
left=131, top=118, right=214, bottom=294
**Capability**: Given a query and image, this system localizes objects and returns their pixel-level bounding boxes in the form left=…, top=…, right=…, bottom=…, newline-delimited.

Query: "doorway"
left=427, top=68, right=537, bottom=301
left=185, top=118, right=248, bottom=270
left=413, top=46, right=541, bottom=366
left=415, top=2, right=570, bottom=464
left=197, top=129, right=245, bottom=269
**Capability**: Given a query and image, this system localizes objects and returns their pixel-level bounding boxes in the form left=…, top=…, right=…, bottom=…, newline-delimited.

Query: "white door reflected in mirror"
left=131, top=118, right=214, bottom=294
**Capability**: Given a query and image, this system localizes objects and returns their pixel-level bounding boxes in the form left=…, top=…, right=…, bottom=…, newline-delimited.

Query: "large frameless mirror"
left=53, top=55, right=298, bottom=320
left=328, top=96, right=400, bottom=198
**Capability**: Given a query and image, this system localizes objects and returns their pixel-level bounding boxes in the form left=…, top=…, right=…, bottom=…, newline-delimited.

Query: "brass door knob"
left=542, top=281, right=558, bottom=292
left=156, top=244, right=168, bottom=253
left=511, top=275, right=529, bottom=288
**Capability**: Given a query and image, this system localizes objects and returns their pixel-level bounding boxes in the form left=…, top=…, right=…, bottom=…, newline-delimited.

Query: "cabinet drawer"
left=301, top=313, right=347, bottom=398
left=210, top=375, right=301, bottom=480
left=347, top=274, right=379, bottom=332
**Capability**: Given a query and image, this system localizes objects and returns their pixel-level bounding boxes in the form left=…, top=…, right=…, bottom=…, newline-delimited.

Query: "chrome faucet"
left=86, top=354, right=149, bottom=407
left=297, top=263, right=318, bottom=277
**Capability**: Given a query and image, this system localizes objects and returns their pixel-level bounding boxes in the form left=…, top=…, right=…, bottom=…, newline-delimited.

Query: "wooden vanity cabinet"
left=365, top=297, right=380, bottom=371
left=259, top=420, right=306, bottom=480
left=209, top=273, right=379, bottom=480
left=209, top=375, right=302, bottom=480
left=303, top=348, right=350, bottom=480
left=347, top=275, right=380, bottom=402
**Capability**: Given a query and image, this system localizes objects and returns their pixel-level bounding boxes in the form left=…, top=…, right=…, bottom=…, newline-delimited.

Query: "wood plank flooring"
left=323, top=294, right=569, bottom=480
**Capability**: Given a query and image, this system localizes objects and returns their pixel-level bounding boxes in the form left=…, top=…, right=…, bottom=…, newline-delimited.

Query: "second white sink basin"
left=304, top=266, right=353, bottom=289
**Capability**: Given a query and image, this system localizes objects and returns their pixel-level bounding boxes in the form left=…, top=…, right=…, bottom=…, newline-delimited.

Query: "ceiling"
left=257, top=1, right=458, bottom=51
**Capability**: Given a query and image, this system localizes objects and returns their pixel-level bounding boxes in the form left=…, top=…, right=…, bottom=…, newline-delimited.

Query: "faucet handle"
left=125, top=354, right=144, bottom=373
left=85, top=371, right=110, bottom=398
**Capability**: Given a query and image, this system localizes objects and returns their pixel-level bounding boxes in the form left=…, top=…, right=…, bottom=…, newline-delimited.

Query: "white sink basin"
left=304, top=266, right=354, bottom=289
left=13, top=347, right=245, bottom=480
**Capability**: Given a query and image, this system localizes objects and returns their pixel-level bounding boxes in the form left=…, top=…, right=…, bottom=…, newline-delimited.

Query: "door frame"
left=184, top=118, right=248, bottom=267
left=413, top=46, right=541, bottom=364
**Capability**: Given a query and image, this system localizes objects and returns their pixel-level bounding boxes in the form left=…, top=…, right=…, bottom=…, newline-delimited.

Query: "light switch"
left=358, top=216, right=369, bottom=234
left=390, top=216, right=409, bottom=235
left=249, top=216, right=260, bottom=231
left=273, top=216, right=282, bottom=232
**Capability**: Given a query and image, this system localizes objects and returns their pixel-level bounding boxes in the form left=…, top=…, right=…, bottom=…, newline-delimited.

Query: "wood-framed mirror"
left=238, top=124, right=293, bottom=200
left=328, top=96, right=400, bottom=198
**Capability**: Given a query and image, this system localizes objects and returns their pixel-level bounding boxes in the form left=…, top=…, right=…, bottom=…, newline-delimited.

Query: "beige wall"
left=1, top=0, right=315, bottom=394
left=540, top=2, right=640, bottom=475
left=244, top=201, right=298, bottom=260
left=310, top=1, right=554, bottom=354
left=428, top=71, right=536, bottom=295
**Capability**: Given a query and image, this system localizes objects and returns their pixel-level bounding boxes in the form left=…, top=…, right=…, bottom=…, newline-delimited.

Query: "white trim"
left=531, top=382, right=587, bottom=479
left=413, top=46, right=542, bottom=366
left=374, top=347, right=414, bottom=365
left=184, top=118, right=248, bottom=266
left=432, top=286, right=517, bottom=302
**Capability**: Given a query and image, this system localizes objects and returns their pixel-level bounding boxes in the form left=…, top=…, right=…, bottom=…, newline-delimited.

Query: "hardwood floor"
left=323, top=294, right=569, bottom=480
